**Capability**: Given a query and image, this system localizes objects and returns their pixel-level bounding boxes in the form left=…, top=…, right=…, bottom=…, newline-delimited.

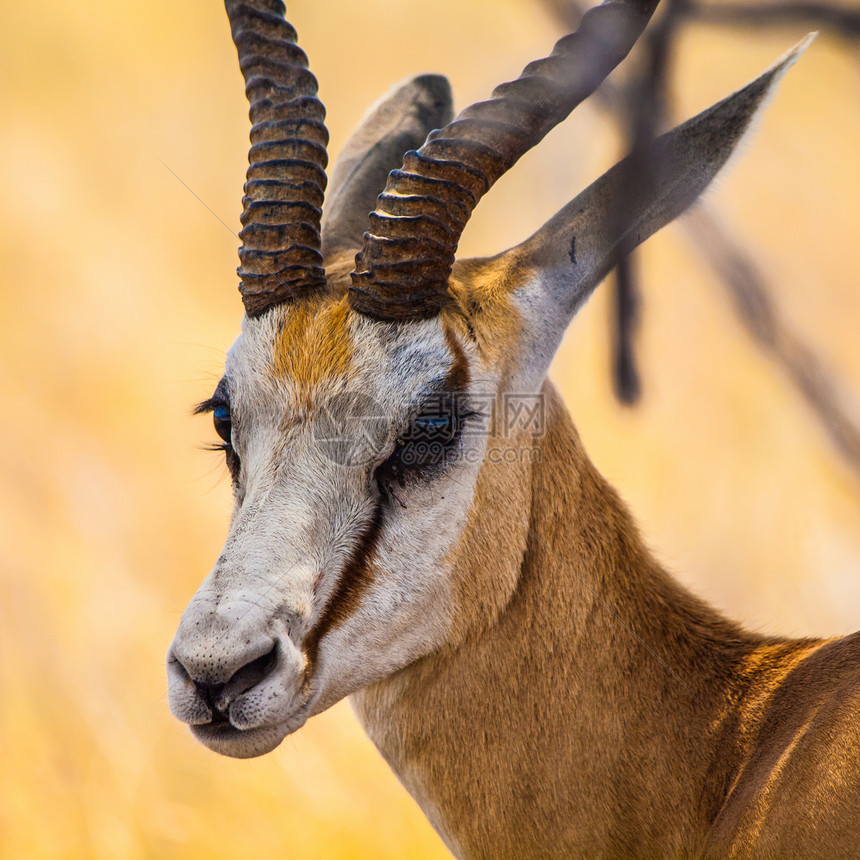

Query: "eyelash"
left=196, top=396, right=241, bottom=480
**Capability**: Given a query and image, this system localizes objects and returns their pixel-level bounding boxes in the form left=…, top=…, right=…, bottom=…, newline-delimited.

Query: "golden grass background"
left=1, top=1, right=859, bottom=857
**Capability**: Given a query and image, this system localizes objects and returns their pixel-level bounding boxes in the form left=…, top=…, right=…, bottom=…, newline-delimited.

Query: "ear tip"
left=737, top=31, right=817, bottom=116
left=411, top=73, right=452, bottom=90
left=769, top=31, right=818, bottom=78
left=409, top=74, right=454, bottom=106
left=797, top=30, right=820, bottom=53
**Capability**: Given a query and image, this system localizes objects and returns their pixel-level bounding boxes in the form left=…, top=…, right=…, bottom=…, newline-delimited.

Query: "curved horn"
left=226, top=0, right=329, bottom=317
left=349, top=0, right=659, bottom=322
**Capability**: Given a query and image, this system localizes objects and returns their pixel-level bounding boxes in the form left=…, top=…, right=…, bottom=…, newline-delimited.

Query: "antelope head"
left=167, top=0, right=808, bottom=758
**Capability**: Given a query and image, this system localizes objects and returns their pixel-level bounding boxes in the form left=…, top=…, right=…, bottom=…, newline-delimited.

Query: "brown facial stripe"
left=443, top=323, right=470, bottom=393
left=302, top=501, right=384, bottom=687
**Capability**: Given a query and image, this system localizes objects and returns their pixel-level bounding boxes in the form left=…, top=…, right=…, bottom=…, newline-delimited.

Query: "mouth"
left=189, top=706, right=310, bottom=759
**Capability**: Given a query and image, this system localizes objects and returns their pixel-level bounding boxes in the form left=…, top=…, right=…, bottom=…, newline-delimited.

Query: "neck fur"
left=351, top=381, right=819, bottom=858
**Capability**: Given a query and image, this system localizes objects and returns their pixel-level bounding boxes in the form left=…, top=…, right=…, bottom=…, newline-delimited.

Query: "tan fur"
left=448, top=258, right=525, bottom=365
left=353, top=384, right=860, bottom=859
left=271, top=296, right=353, bottom=391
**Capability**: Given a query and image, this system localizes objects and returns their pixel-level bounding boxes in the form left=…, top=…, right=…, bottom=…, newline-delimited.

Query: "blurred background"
left=1, top=0, right=858, bottom=857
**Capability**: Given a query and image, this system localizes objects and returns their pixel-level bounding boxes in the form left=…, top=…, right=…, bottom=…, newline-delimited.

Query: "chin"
left=190, top=720, right=296, bottom=759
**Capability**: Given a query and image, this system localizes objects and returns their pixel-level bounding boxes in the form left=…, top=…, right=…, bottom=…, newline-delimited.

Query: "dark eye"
left=405, top=415, right=457, bottom=464
left=213, top=405, right=232, bottom=444
left=376, top=398, right=466, bottom=486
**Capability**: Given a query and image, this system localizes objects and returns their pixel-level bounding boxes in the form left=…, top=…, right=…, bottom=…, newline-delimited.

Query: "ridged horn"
left=349, top=0, right=659, bottom=322
left=226, top=0, right=329, bottom=317
left=322, top=75, right=454, bottom=262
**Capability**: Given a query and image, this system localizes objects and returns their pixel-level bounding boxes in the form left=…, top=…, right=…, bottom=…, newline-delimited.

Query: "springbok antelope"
left=167, top=0, right=860, bottom=856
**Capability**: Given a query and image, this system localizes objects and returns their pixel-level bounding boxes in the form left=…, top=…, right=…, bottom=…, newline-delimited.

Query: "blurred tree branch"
left=687, top=209, right=860, bottom=471
left=609, top=0, right=682, bottom=404
left=543, top=0, right=860, bottom=477
left=682, top=1, right=860, bottom=39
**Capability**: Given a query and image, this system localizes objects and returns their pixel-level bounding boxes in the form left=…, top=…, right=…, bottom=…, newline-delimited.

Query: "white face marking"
left=168, top=301, right=498, bottom=757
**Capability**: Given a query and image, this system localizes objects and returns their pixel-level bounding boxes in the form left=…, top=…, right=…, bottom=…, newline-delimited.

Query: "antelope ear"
left=470, top=35, right=813, bottom=376
left=321, top=74, right=454, bottom=262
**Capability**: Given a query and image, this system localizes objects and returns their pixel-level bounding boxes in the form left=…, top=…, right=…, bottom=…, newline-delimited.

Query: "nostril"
left=226, top=643, right=278, bottom=697
left=186, top=642, right=278, bottom=721
left=170, top=630, right=276, bottom=687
